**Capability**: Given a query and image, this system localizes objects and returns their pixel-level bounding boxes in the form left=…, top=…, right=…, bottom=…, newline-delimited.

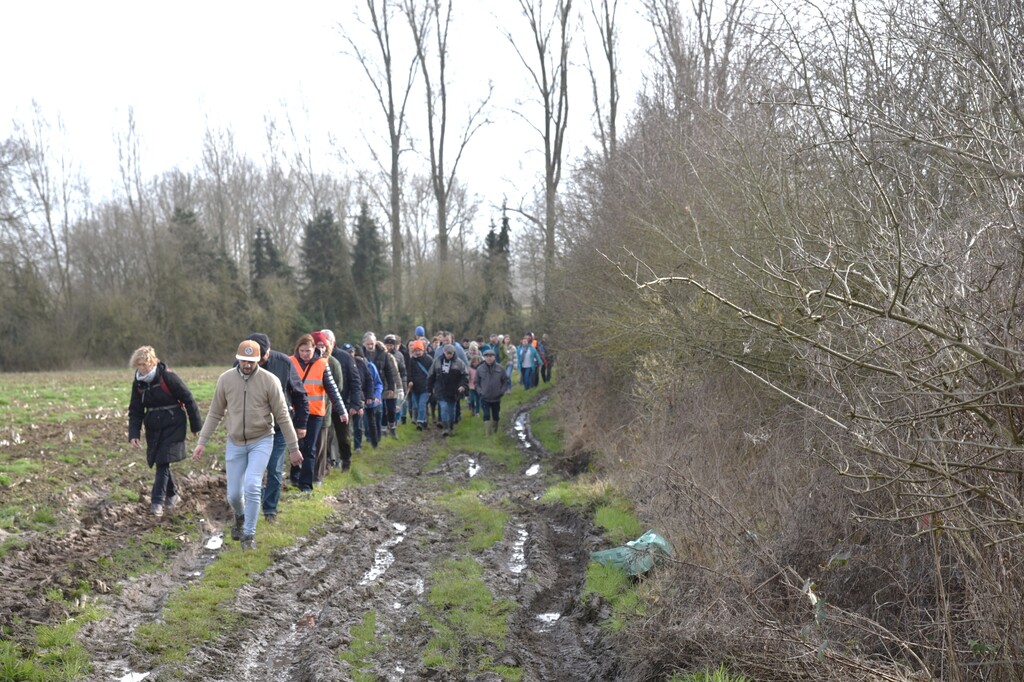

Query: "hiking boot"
left=390, top=426, right=399, bottom=439
left=165, top=494, right=180, bottom=511
left=415, top=421, right=423, bottom=431
left=241, top=535, right=256, bottom=551
left=150, top=502, right=164, bottom=517
left=341, top=460, right=351, bottom=472
left=264, top=513, right=277, bottom=525
left=231, top=515, right=244, bottom=541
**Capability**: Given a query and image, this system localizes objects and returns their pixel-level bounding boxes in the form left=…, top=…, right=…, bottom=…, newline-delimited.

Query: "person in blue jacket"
left=517, top=334, right=543, bottom=390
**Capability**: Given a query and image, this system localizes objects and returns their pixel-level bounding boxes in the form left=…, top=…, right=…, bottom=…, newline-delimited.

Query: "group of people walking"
left=126, top=328, right=553, bottom=550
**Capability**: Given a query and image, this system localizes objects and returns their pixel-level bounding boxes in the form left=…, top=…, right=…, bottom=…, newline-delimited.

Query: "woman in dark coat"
left=128, top=346, right=203, bottom=517
left=425, top=344, right=468, bottom=437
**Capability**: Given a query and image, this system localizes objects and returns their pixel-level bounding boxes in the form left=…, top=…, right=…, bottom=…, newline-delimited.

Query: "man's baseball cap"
left=236, top=339, right=262, bottom=362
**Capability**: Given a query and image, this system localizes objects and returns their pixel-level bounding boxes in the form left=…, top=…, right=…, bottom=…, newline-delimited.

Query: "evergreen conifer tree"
left=300, top=208, right=356, bottom=330
left=251, top=226, right=292, bottom=300
left=351, top=201, right=387, bottom=328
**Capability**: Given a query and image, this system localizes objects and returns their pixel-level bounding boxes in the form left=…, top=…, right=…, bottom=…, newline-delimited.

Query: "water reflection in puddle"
left=119, top=673, right=150, bottom=682
left=514, top=413, right=532, bottom=448
left=204, top=533, right=224, bottom=550
left=509, top=523, right=529, bottom=574
left=358, top=523, right=408, bottom=586
left=467, top=458, right=480, bottom=477
left=525, top=463, right=540, bottom=476
left=535, top=612, right=561, bottom=632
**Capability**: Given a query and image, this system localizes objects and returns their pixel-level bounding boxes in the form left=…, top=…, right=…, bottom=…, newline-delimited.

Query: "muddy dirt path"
left=81, top=396, right=621, bottom=681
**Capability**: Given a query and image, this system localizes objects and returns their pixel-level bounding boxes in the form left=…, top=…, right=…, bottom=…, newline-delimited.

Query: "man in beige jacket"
left=192, top=339, right=301, bottom=550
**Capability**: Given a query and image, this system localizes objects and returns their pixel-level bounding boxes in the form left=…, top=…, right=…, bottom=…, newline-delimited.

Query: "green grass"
left=583, top=561, right=647, bottom=632
left=0, top=602, right=102, bottom=681
left=97, top=523, right=193, bottom=579
left=541, top=476, right=616, bottom=507
left=594, top=505, right=644, bottom=546
left=0, top=504, right=63, bottom=533
left=421, top=557, right=517, bottom=677
left=436, top=481, right=509, bottom=551
left=528, top=398, right=563, bottom=453
left=338, top=610, right=385, bottom=681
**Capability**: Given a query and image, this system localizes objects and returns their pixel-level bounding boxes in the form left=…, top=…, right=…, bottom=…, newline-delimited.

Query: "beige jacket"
left=197, top=365, right=299, bottom=451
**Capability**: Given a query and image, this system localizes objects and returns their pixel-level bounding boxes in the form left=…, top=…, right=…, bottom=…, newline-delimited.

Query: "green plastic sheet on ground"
left=590, top=529, right=673, bottom=577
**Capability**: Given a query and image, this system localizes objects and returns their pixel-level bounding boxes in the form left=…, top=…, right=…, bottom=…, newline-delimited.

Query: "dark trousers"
left=482, top=399, right=502, bottom=422
left=384, top=397, right=398, bottom=428
left=355, top=405, right=380, bottom=448
left=315, top=420, right=333, bottom=483
left=336, top=415, right=354, bottom=464
left=291, top=414, right=322, bottom=491
left=152, top=462, right=177, bottom=504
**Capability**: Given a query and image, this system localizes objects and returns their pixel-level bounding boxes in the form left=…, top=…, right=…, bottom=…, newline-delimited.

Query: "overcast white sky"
left=1, top=1, right=653, bottom=239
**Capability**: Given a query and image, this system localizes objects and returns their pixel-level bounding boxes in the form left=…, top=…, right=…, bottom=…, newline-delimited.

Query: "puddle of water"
left=514, top=414, right=532, bottom=448
left=525, top=463, right=540, bottom=477
left=509, top=523, right=529, bottom=574
left=357, top=524, right=408, bottom=586
left=535, top=612, right=561, bottom=632
left=119, top=673, right=150, bottom=682
left=414, top=577, right=425, bottom=594
left=204, top=534, right=224, bottom=550
left=467, top=458, right=480, bottom=477
left=393, top=602, right=403, bottom=609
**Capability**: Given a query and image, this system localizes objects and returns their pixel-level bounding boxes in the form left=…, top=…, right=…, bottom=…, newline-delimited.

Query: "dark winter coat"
left=398, top=343, right=411, bottom=381
left=407, top=354, right=434, bottom=394
left=332, top=347, right=365, bottom=410
left=475, top=360, right=510, bottom=402
left=128, top=363, right=203, bottom=467
left=426, top=355, right=469, bottom=402
left=366, top=342, right=399, bottom=393
left=353, top=355, right=377, bottom=405
left=261, top=349, right=310, bottom=431
left=390, top=349, right=407, bottom=386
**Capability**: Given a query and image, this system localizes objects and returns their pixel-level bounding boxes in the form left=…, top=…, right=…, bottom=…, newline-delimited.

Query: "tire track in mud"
left=89, top=395, right=620, bottom=681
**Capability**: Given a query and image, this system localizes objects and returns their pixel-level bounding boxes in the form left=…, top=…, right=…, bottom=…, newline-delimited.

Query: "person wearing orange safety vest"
left=289, top=332, right=346, bottom=492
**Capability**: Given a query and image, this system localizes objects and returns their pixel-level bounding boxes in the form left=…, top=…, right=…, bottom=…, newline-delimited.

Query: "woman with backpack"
left=128, top=346, right=203, bottom=517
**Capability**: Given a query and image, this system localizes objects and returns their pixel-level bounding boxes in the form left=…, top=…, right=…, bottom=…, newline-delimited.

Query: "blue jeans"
left=410, top=391, right=429, bottom=424
left=521, top=366, right=535, bottom=389
left=482, top=399, right=501, bottom=422
left=505, top=365, right=514, bottom=393
left=261, top=429, right=287, bottom=516
left=439, top=399, right=457, bottom=425
left=225, top=434, right=274, bottom=537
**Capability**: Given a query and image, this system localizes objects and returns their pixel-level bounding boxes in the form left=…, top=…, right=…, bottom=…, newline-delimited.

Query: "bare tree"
left=584, top=0, right=620, bottom=161
left=506, top=0, right=573, bottom=305
left=114, top=107, right=157, bottom=280
left=7, top=102, right=81, bottom=308
left=643, top=0, right=750, bottom=115
left=343, top=0, right=421, bottom=314
left=404, top=0, right=492, bottom=264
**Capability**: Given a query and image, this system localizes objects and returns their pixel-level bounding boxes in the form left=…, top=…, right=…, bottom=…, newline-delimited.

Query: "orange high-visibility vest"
left=291, top=356, right=328, bottom=417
